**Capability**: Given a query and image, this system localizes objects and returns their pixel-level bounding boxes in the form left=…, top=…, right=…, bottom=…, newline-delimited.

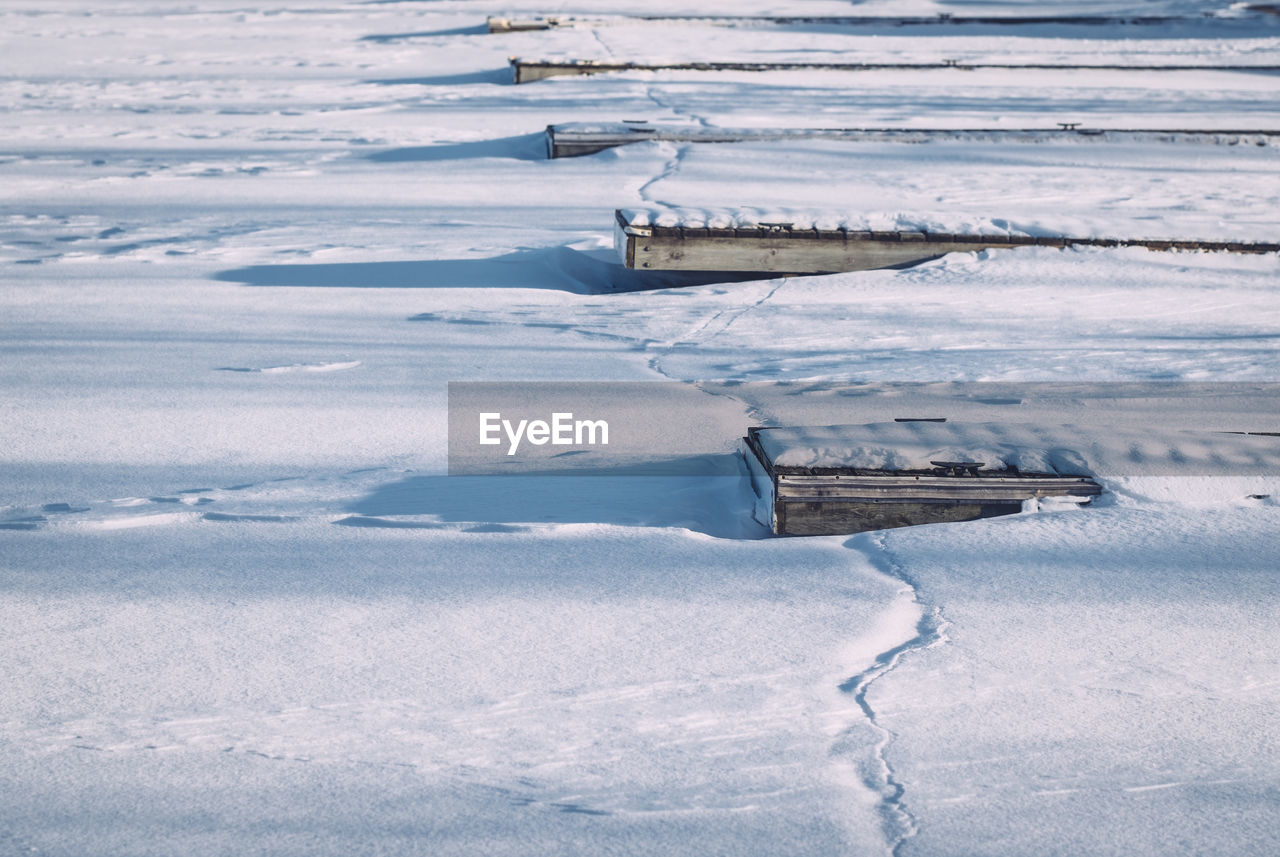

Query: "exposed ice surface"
left=1, top=1, right=1278, bottom=855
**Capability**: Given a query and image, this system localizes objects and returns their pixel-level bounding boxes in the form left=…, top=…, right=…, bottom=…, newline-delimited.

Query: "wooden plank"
left=776, top=498, right=1023, bottom=536
left=512, top=57, right=1280, bottom=84
left=776, top=473, right=1098, bottom=487
left=547, top=123, right=1280, bottom=158
left=615, top=212, right=1280, bottom=274
left=776, top=479, right=1100, bottom=502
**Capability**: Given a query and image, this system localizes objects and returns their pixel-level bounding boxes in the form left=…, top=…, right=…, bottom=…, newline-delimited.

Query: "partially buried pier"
left=548, top=122, right=1279, bottom=158
left=744, top=424, right=1103, bottom=536
left=614, top=210, right=1280, bottom=274
left=511, top=57, right=1280, bottom=84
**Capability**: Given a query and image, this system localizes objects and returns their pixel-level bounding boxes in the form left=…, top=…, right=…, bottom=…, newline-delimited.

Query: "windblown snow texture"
left=1, top=1, right=1278, bottom=855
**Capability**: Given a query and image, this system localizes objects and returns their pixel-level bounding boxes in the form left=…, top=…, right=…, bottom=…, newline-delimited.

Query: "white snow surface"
left=753, top=421, right=1280, bottom=476
left=2, top=2, right=1279, bottom=856
left=618, top=137, right=1280, bottom=240
left=518, top=18, right=1280, bottom=67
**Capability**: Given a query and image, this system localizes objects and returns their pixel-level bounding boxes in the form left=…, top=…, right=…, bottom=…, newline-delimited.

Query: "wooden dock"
left=743, top=425, right=1102, bottom=536
left=614, top=211, right=1280, bottom=274
left=547, top=122, right=1280, bottom=158
left=489, top=14, right=1253, bottom=33
left=511, top=57, right=1280, bottom=84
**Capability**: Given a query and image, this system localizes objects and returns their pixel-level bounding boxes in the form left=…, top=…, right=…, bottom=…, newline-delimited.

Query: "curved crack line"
left=713, top=278, right=784, bottom=340
left=635, top=141, right=687, bottom=208
left=663, top=276, right=783, bottom=361
left=587, top=27, right=614, bottom=59
left=644, top=83, right=714, bottom=129
left=839, top=531, right=950, bottom=856
left=644, top=279, right=785, bottom=429
left=634, top=82, right=709, bottom=207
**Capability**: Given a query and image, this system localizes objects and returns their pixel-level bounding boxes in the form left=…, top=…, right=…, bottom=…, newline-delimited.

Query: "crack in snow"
left=642, top=280, right=783, bottom=428
left=635, top=141, right=687, bottom=209
left=711, top=278, right=784, bottom=340
left=634, top=85, right=712, bottom=208
left=644, top=84, right=714, bottom=129
left=839, top=532, right=950, bottom=857
left=661, top=277, right=784, bottom=365
left=586, top=26, right=614, bottom=60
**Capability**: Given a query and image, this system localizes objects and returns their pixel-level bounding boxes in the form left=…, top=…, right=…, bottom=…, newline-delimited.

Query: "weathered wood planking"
left=614, top=211, right=1280, bottom=274
left=743, top=427, right=1102, bottom=536
left=489, top=14, right=1252, bottom=32
left=511, top=57, right=1280, bottom=84
left=548, top=122, right=1280, bottom=158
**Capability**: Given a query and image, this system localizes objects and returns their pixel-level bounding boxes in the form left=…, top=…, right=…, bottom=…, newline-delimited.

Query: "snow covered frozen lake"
left=2, top=1, right=1278, bottom=854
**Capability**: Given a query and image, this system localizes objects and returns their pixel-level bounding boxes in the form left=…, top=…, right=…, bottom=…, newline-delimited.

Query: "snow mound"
left=754, top=421, right=1280, bottom=476
left=619, top=206, right=1034, bottom=236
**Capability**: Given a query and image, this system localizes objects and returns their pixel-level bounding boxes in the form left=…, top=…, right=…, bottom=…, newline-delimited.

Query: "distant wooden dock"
left=743, top=425, right=1102, bottom=536
left=489, top=14, right=1258, bottom=32
left=547, top=122, right=1280, bottom=158
left=511, top=57, right=1280, bottom=84
left=614, top=211, right=1280, bottom=275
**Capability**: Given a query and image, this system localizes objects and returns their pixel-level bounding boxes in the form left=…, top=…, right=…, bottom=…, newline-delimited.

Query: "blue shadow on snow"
left=342, top=454, right=768, bottom=540
left=212, top=246, right=780, bottom=294
left=364, top=133, right=545, bottom=162
left=365, top=68, right=510, bottom=87
left=360, top=25, right=488, bottom=41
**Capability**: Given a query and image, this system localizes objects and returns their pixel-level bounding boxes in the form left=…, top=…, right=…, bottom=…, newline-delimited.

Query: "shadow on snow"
left=343, top=454, right=769, bottom=540
left=359, top=25, right=489, bottom=41
left=363, top=133, right=546, bottom=162
left=365, top=68, right=511, bottom=87
left=211, top=245, right=780, bottom=294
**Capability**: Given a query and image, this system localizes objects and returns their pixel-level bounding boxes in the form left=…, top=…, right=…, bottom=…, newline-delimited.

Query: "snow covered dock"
left=744, top=422, right=1280, bottom=535
left=491, top=13, right=1243, bottom=32
left=548, top=122, right=1280, bottom=158
left=615, top=209, right=1280, bottom=274
left=512, top=57, right=1280, bottom=83
left=745, top=423, right=1103, bottom=536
